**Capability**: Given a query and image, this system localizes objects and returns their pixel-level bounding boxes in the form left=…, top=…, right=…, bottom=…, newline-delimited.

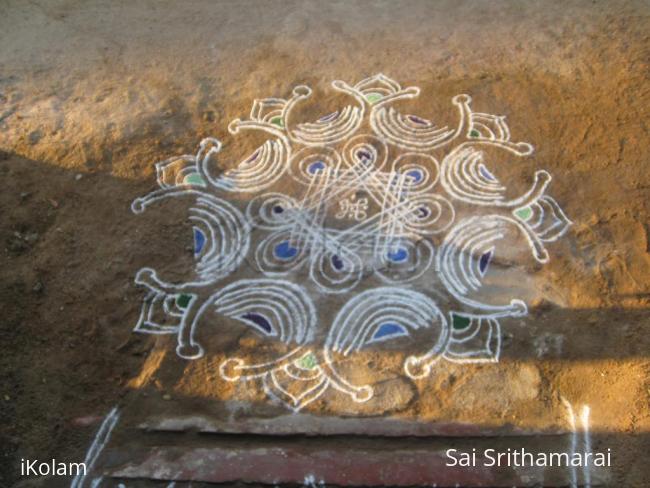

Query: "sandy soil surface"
left=1, top=0, right=649, bottom=486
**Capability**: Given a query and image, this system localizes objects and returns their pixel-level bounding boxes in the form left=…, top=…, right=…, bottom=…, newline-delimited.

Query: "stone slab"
left=139, top=412, right=569, bottom=437
left=108, top=443, right=608, bottom=487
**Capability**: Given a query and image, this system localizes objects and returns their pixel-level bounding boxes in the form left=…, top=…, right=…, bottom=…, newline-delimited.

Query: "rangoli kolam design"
left=130, top=74, right=572, bottom=412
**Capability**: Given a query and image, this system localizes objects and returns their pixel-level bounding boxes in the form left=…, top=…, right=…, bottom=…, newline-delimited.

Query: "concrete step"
left=70, top=405, right=609, bottom=487
left=105, top=441, right=607, bottom=487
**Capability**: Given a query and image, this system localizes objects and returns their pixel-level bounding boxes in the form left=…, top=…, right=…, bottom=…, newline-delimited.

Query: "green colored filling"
left=514, top=206, right=533, bottom=221
left=365, top=93, right=382, bottom=104
left=270, top=116, right=284, bottom=127
left=469, top=129, right=480, bottom=138
left=176, top=294, right=192, bottom=309
left=452, top=313, right=471, bottom=330
left=183, top=173, right=206, bottom=186
left=298, top=352, right=318, bottom=370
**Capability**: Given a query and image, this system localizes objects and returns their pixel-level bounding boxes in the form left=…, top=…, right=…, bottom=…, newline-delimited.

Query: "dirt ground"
left=1, top=0, right=650, bottom=486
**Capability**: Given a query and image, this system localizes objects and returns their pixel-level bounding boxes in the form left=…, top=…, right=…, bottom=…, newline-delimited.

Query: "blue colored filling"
left=387, top=248, right=408, bottom=262
left=331, top=254, right=344, bottom=270
left=479, top=250, right=492, bottom=274
left=193, top=228, right=206, bottom=257
left=319, top=111, right=339, bottom=122
left=479, top=164, right=496, bottom=181
left=372, top=322, right=408, bottom=341
left=241, top=313, right=272, bottom=334
left=274, top=241, right=298, bottom=259
left=356, top=150, right=371, bottom=161
left=308, top=161, right=326, bottom=174
left=406, top=169, right=423, bottom=183
left=408, top=115, right=428, bottom=125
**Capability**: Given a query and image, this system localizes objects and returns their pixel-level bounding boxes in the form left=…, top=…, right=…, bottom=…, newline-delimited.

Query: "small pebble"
left=28, top=129, right=42, bottom=145
left=75, top=173, right=83, bottom=181
left=163, top=394, right=172, bottom=401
